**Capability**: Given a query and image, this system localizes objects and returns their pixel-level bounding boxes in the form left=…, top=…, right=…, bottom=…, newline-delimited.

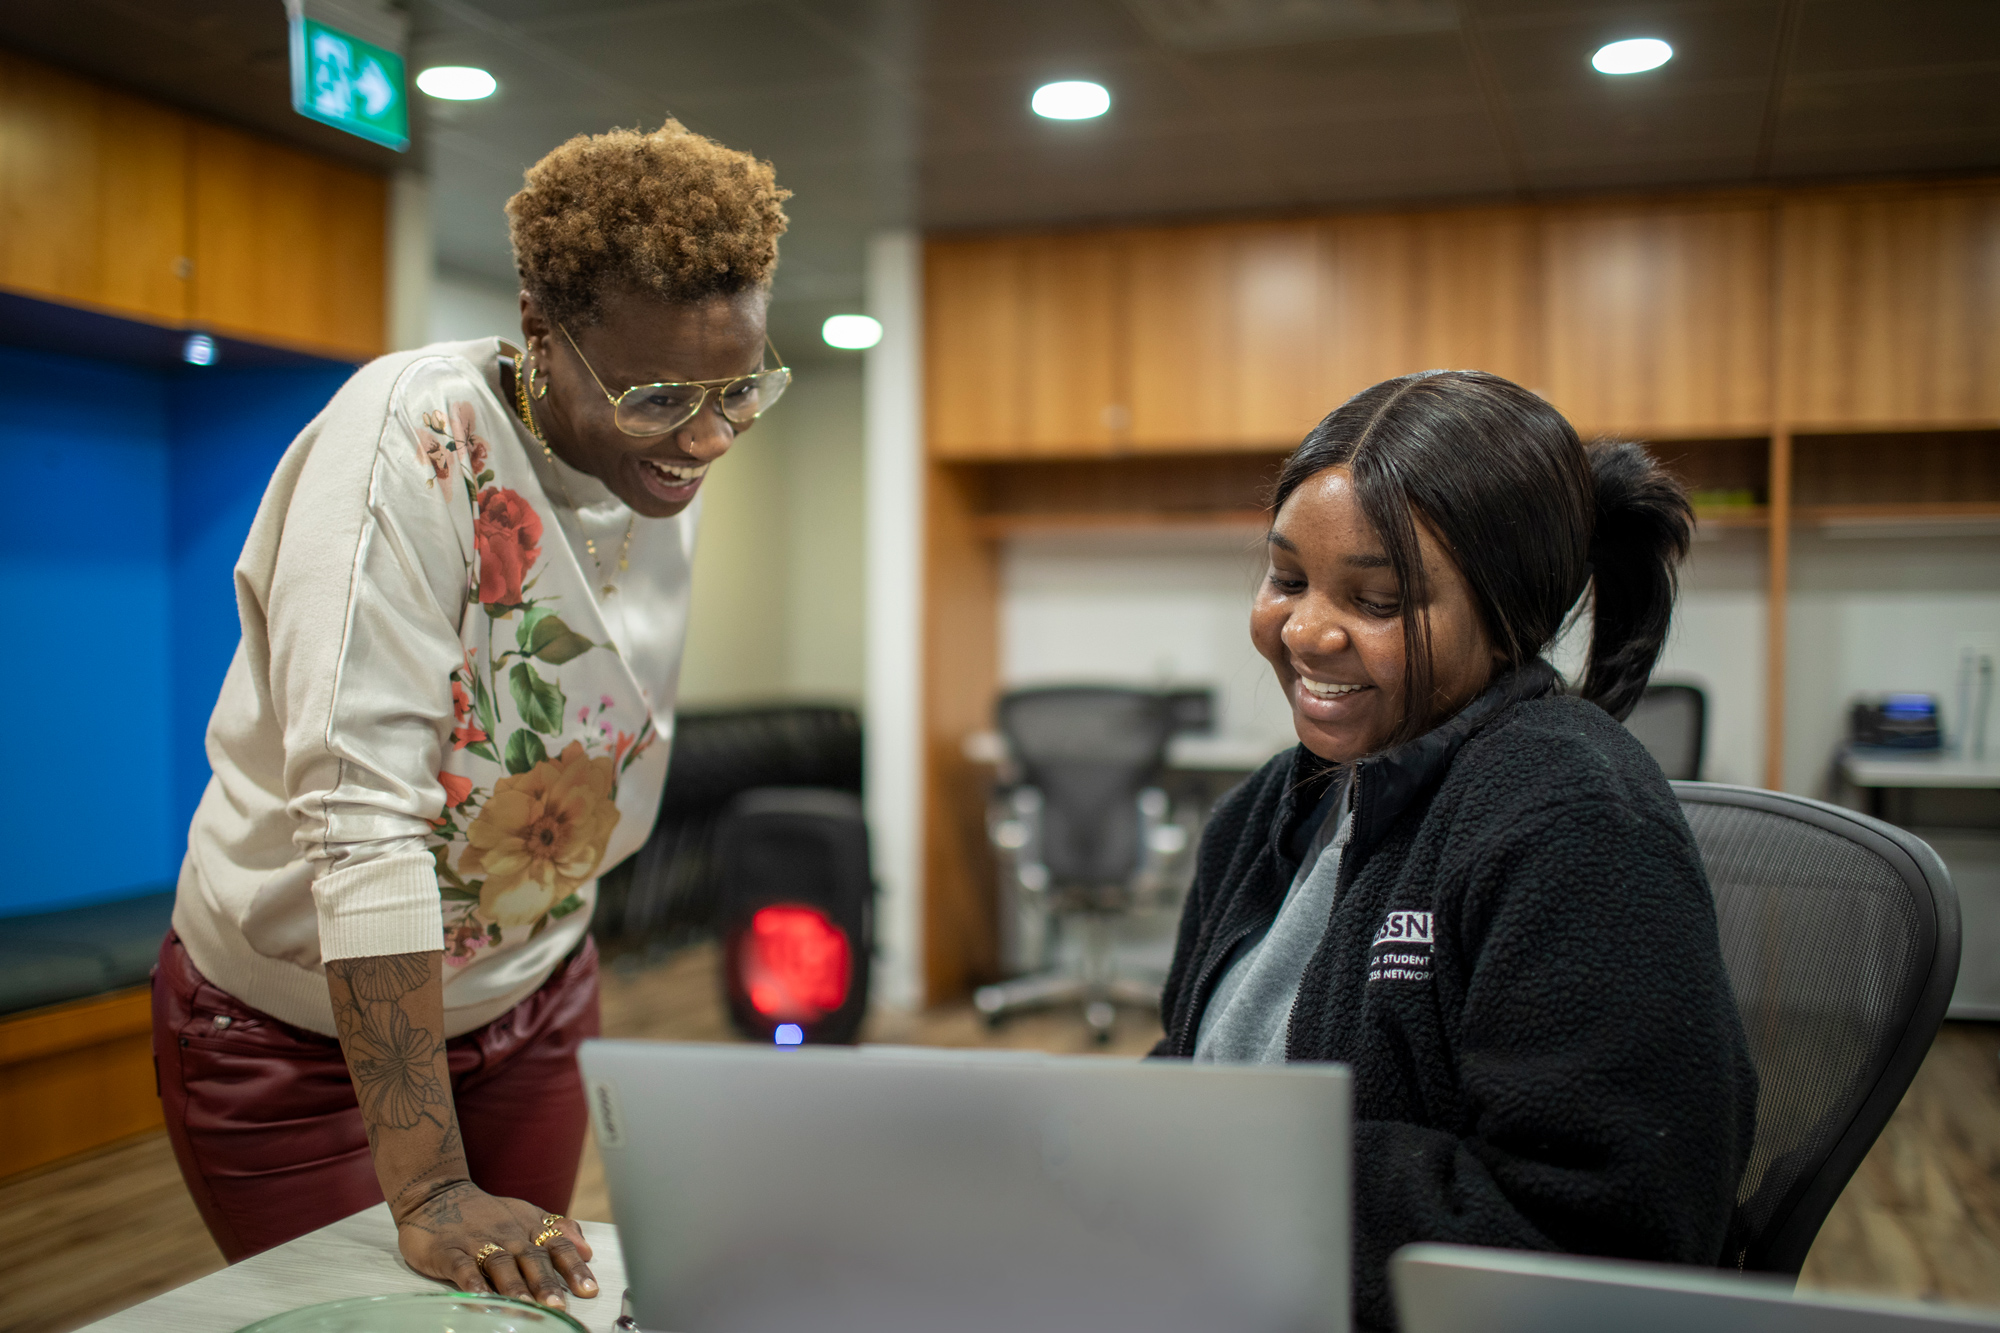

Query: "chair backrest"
left=998, top=686, right=1176, bottom=886
left=1627, top=684, right=1707, bottom=780
left=1671, top=782, right=1960, bottom=1274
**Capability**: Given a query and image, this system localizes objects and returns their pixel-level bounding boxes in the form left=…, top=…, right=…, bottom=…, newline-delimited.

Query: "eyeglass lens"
left=613, top=368, right=792, bottom=436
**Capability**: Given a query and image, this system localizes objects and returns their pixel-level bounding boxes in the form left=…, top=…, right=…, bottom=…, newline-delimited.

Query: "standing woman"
left=155, top=121, right=790, bottom=1309
left=1154, top=371, right=1757, bottom=1331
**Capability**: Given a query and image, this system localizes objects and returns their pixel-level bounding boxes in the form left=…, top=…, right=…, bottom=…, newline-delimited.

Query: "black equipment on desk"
left=1850, top=694, right=1942, bottom=751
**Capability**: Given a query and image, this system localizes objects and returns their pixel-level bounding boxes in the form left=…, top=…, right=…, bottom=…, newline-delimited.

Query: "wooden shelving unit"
left=914, top=179, right=2000, bottom=1003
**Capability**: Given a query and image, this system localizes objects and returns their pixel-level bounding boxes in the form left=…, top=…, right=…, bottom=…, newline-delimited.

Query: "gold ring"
left=533, top=1225, right=564, bottom=1247
left=539, top=1213, right=566, bottom=1227
left=473, top=1242, right=505, bottom=1266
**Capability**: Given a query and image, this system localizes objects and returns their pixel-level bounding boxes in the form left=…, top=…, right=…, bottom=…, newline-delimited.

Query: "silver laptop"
left=1392, top=1243, right=2000, bottom=1333
left=580, top=1040, right=1351, bottom=1333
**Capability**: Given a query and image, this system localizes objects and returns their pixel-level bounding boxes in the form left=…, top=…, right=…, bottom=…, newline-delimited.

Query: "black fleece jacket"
left=1152, top=662, right=1757, bottom=1331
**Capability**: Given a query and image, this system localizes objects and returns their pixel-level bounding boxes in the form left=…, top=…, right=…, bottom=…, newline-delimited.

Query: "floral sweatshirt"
left=174, top=339, right=695, bottom=1038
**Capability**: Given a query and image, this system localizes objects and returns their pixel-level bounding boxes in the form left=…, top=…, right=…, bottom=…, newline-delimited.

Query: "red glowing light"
left=741, top=905, right=851, bottom=1021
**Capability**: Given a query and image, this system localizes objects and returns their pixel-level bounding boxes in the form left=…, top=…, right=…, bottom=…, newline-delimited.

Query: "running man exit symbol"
left=290, top=16, right=409, bottom=150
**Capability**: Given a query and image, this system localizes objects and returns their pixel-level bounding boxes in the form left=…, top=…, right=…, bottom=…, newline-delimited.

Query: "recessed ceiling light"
left=1591, top=38, right=1673, bottom=75
left=417, top=66, right=498, bottom=100
left=1031, top=80, right=1111, bottom=120
left=822, top=314, right=883, bottom=350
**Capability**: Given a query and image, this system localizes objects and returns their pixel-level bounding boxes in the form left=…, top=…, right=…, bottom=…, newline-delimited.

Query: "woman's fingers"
left=541, top=1229, right=598, bottom=1297
left=559, top=1217, right=593, bottom=1263
left=513, top=1243, right=571, bottom=1307
left=480, top=1249, right=533, bottom=1302
left=449, top=1249, right=492, bottom=1294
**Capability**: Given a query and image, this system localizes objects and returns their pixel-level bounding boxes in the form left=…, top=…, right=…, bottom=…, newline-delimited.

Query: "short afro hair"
left=506, top=118, right=789, bottom=327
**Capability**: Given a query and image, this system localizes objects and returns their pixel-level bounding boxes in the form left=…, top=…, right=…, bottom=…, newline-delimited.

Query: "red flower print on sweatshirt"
left=450, top=681, right=488, bottom=750
left=474, top=486, right=542, bottom=606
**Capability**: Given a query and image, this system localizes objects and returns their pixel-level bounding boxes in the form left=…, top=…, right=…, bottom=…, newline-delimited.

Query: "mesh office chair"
left=976, top=686, right=1184, bottom=1041
left=1627, top=683, right=1707, bottom=780
left=1673, top=782, right=1961, bottom=1273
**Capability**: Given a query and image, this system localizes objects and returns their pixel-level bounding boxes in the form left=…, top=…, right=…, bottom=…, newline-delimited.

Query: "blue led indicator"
left=774, top=1023, right=804, bottom=1046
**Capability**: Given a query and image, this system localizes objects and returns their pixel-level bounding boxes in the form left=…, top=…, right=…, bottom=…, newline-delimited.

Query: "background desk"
left=75, top=1204, right=629, bottom=1333
left=1840, top=750, right=2000, bottom=1020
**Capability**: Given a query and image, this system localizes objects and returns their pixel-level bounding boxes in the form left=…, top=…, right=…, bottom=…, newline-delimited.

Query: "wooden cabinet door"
left=1017, top=233, right=1125, bottom=455
left=1320, top=207, right=1540, bottom=406
left=1542, top=201, right=1773, bottom=436
left=926, top=234, right=1124, bottom=457
left=190, top=121, right=386, bottom=360
left=0, top=52, right=189, bottom=325
left=1779, top=185, right=2000, bottom=427
left=927, top=238, right=1027, bottom=458
left=1128, top=221, right=1321, bottom=452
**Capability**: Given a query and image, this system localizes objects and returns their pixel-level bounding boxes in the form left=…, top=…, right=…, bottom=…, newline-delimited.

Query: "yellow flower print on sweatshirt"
left=458, top=741, right=622, bottom=928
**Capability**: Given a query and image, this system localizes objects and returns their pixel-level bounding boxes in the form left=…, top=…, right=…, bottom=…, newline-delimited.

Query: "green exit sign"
left=289, top=16, right=409, bottom=151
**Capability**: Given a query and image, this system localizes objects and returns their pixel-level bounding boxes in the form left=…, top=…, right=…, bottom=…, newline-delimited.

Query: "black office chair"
left=1672, top=781, right=1961, bottom=1274
left=1628, top=683, right=1707, bottom=780
left=976, top=686, right=1185, bottom=1041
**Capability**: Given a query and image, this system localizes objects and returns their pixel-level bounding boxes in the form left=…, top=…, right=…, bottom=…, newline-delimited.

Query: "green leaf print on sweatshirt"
left=504, top=728, right=548, bottom=775
left=509, top=661, right=566, bottom=734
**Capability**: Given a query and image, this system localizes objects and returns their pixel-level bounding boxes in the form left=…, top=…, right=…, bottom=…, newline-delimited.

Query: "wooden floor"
left=9, top=943, right=1997, bottom=1333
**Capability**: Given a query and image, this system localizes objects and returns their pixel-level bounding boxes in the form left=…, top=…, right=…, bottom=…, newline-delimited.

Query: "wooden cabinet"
left=1542, top=200, right=1774, bottom=436
left=1780, top=187, right=2000, bottom=426
left=1319, top=207, right=1541, bottom=405
left=0, top=51, right=190, bottom=325
left=1127, top=221, right=1321, bottom=451
left=0, top=48, right=386, bottom=360
left=926, top=234, right=1124, bottom=458
left=190, top=121, right=387, bottom=361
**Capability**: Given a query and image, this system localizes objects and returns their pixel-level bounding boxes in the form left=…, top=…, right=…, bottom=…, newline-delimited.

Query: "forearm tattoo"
left=328, top=952, right=467, bottom=1209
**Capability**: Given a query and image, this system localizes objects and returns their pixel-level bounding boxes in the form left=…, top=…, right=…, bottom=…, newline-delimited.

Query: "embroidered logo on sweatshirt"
left=1369, top=910, right=1433, bottom=984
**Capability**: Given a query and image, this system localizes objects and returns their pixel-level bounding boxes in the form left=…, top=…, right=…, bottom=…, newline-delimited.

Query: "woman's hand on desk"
left=325, top=951, right=598, bottom=1308
left=395, top=1180, right=598, bottom=1307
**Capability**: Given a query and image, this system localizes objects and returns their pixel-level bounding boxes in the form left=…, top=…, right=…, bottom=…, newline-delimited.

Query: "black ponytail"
left=1580, top=440, right=1694, bottom=720
left=1273, top=371, right=1693, bottom=740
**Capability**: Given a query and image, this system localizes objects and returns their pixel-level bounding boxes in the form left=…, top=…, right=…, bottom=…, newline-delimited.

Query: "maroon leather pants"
left=152, top=930, right=599, bottom=1261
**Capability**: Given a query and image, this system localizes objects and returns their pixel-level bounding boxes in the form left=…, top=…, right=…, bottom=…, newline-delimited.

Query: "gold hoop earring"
left=529, top=361, right=549, bottom=399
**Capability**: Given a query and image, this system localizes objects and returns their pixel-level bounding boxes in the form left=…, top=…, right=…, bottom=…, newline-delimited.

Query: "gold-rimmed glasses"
left=558, top=323, right=792, bottom=437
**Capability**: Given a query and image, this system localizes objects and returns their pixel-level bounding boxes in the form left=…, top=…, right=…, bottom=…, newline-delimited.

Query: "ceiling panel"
left=5, top=0, right=1996, bottom=364
left=1178, top=30, right=1485, bottom=125
left=1790, top=0, right=2000, bottom=74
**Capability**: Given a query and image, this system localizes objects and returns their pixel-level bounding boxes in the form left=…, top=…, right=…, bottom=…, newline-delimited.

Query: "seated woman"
left=1152, top=370, right=1757, bottom=1330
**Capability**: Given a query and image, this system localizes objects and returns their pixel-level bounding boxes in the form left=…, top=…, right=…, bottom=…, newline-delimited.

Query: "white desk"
left=1838, top=748, right=2000, bottom=1022
left=1840, top=749, right=2000, bottom=791
left=74, top=1204, right=630, bottom=1333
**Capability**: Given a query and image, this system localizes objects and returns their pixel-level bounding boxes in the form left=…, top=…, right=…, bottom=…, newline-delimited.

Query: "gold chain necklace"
left=512, top=344, right=635, bottom=598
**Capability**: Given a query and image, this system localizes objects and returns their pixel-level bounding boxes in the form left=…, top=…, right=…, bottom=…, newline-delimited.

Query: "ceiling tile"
left=1473, top=1, right=1784, bottom=94
left=1247, top=107, right=1519, bottom=203
left=1178, top=29, right=1485, bottom=125
left=917, top=0, right=1154, bottom=76
left=1772, top=66, right=2000, bottom=166
left=1790, top=0, right=2000, bottom=75
left=1511, top=83, right=1767, bottom=178
left=920, top=126, right=1290, bottom=229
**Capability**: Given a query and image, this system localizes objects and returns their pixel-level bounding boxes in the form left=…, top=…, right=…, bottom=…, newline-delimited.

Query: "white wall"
left=999, top=528, right=1294, bottom=755
left=1784, top=531, right=2000, bottom=794
left=677, top=362, right=869, bottom=708
left=995, top=523, right=1794, bottom=792
left=429, top=267, right=522, bottom=345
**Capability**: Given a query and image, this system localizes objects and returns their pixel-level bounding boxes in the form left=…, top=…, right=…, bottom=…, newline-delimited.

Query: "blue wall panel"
left=168, top=365, right=352, bottom=835
left=0, top=340, right=352, bottom=918
left=0, top=348, right=174, bottom=914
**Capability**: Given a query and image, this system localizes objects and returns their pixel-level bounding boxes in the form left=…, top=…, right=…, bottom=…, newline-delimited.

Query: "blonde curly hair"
left=506, top=119, right=789, bottom=326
